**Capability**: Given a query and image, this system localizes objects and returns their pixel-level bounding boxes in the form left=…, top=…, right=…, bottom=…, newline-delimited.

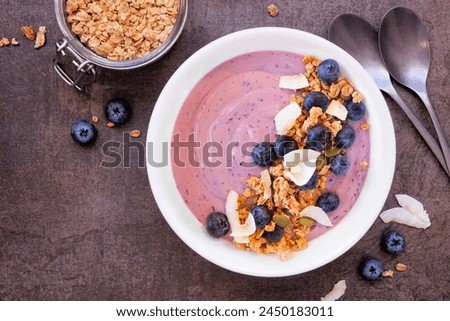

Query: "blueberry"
left=105, top=98, right=132, bottom=125
left=71, top=120, right=98, bottom=145
left=330, top=154, right=350, bottom=175
left=252, top=142, right=277, bottom=167
left=317, top=59, right=341, bottom=84
left=317, top=192, right=340, bottom=213
left=306, top=125, right=331, bottom=152
left=250, top=205, right=273, bottom=228
left=358, top=256, right=384, bottom=281
left=346, top=101, right=366, bottom=121
left=300, top=171, right=319, bottom=190
left=335, top=124, right=356, bottom=149
left=303, top=91, right=330, bottom=111
left=262, top=225, right=285, bottom=243
left=274, top=135, right=298, bottom=157
left=205, top=212, right=230, bottom=238
left=380, top=230, right=406, bottom=254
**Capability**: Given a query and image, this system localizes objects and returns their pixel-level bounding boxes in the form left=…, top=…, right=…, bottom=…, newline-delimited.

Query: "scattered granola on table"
left=20, top=26, right=35, bottom=40
left=34, top=26, right=46, bottom=49
left=267, top=4, right=279, bottom=17
left=65, top=0, right=179, bottom=61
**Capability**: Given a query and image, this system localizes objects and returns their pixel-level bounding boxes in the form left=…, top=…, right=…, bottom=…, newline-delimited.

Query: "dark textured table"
left=1, top=0, right=449, bottom=300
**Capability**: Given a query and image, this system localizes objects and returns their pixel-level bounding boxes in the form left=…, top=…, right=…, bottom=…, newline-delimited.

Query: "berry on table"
left=380, top=230, right=406, bottom=254
left=105, top=98, right=132, bottom=125
left=358, top=256, right=384, bottom=281
left=71, top=119, right=98, bottom=145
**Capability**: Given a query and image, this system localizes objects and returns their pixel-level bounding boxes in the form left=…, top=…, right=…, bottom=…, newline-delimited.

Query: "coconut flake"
left=274, top=102, right=302, bottom=135
left=225, top=190, right=257, bottom=242
left=379, top=207, right=430, bottom=229
left=279, top=73, right=309, bottom=90
left=395, top=194, right=430, bottom=224
left=320, top=280, right=347, bottom=301
left=260, top=169, right=272, bottom=200
left=284, top=162, right=316, bottom=187
left=300, top=205, right=333, bottom=227
left=283, top=149, right=321, bottom=168
left=326, top=99, right=348, bottom=120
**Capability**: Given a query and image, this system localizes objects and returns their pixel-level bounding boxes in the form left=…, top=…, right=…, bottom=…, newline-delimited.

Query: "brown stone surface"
left=0, top=0, right=449, bottom=300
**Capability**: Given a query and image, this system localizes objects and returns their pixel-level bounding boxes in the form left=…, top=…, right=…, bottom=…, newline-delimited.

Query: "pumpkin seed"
left=299, top=217, right=315, bottom=227
left=273, top=214, right=290, bottom=228
left=316, top=154, right=327, bottom=171
left=325, top=145, right=341, bottom=157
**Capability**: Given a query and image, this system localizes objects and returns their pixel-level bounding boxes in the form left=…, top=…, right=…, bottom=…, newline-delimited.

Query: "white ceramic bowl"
left=146, top=27, right=395, bottom=277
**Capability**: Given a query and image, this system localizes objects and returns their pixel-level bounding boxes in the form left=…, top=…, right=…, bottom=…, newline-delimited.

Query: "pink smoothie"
left=171, top=51, right=370, bottom=241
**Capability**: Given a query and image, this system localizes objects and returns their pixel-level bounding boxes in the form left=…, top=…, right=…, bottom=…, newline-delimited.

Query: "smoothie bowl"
left=146, top=27, right=395, bottom=277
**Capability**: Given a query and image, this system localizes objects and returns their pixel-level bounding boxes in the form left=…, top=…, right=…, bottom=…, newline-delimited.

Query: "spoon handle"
left=385, top=88, right=450, bottom=177
left=416, top=91, right=450, bottom=174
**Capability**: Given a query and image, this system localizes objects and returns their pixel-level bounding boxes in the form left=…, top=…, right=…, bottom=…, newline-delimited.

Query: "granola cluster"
left=0, top=25, right=46, bottom=49
left=66, top=0, right=179, bottom=61
left=233, top=56, right=366, bottom=257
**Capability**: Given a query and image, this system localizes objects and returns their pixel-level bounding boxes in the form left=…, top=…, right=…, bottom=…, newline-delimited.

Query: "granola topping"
left=66, top=0, right=180, bottom=61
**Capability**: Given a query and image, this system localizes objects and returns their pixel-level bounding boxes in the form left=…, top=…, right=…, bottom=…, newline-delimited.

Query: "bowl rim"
left=146, top=27, right=396, bottom=277
left=54, top=0, right=189, bottom=70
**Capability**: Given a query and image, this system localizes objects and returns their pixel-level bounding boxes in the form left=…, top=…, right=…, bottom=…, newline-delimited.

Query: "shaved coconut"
left=380, top=207, right=431, bottom=229
left=395, top=194, right=430, bottom=224
left=300, top=205, right=333, bottom=227
left=225, top=190, right=257, bottom=243
left=274, top=102, right=302, bottom=135
left=284, top=165, right=315, bottom=187
left=279, top=73, right=309, bottom=90
left=326, top=99, right=348, bottom=120
left=283, top=149, right=321, bottom=168
left=321, top=280, right=347, bottom=301
left=260, top=169, right=272, bottom=200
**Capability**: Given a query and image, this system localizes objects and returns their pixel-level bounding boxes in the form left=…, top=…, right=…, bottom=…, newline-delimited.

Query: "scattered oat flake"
left=360, top=160, right=369, bottom=169
left=91, top=115, right=99, bottom=123
left=21, top=26, right=35, bottom=40
left=267, top=4, right=279, bottom=17
left=106, top=122, right=115, bottom=128
left=360, top=123, right=370, bottom=130
left=382, top=269, right=394, bottom=278
left=395, top=263, right=408, bottom=272
left=395, top=194, right=430, bottom=224
left=34, top=26, right=46, bottom=49
left=130, top=129, right=141, bottom=138
left=320, top=280, right=346, bottom=301
left=0, top=38, right=10, bottom=47
left=11, top=38, right=19, bottom=45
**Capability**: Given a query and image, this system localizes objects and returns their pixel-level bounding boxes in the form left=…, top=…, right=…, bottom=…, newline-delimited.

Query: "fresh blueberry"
left=335, top=124, right=356, bottom=149
left=303, top=91, right=330, bottom=111
left=252, top=142, right=277, bottom=167
left=105, top=98, right=132, bottom=125
left=317, top=59, right=341, bottom=84
left=262, top=225, right=285, bottom=243
left=306, top=125, right=331, bottom=152
left=300, top=171, right=319, bottom=190
left=274, top=135, right=298, bottom=157
left=330, top=154, right=350, bottom=175
left=346, top=101, right=366, bottom=121
left=380, top=230, right=406, bottom=254
left=358, top=256, right=384, bottom=281
left=317, top=192, right=340, bottom=213
left=205, top=212, right=230, bottom=238
left=71, top=120, right=98, bottom=145
left=250, top=205, right=273, bottom=228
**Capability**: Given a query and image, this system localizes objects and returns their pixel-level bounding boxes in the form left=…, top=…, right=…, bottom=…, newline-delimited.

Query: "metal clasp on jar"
left=53, top=39, right=97, bottom=91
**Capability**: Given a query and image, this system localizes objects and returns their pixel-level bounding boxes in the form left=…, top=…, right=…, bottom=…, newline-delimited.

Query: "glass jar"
left=53, top=0, right=188, bottom=91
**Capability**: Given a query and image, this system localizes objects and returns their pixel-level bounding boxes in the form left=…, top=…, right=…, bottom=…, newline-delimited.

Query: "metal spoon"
left=328, top=14, right=449, bottom=176
left=379, top=6, right=450, bottom=174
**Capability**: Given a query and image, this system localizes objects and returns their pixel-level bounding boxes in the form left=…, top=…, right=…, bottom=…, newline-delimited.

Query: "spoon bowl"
left=329, top=13, right=449, bottom=176
left=379, top=6, right=450, bottom=173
